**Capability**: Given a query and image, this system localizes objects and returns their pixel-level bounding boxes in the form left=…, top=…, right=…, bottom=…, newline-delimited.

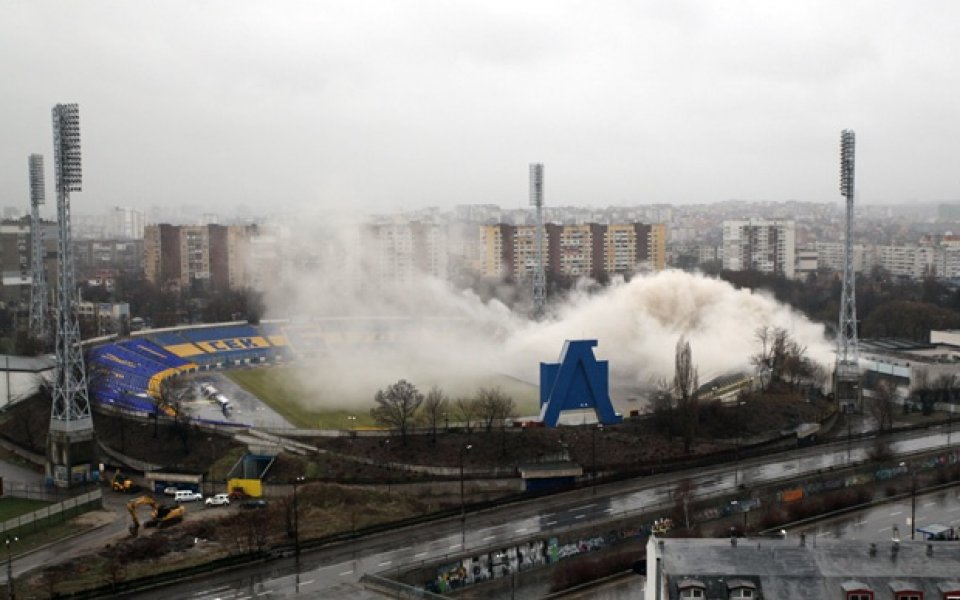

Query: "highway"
left=788, top=487, right=960, bottom=543
left=126, top=425, right=959, bottom=599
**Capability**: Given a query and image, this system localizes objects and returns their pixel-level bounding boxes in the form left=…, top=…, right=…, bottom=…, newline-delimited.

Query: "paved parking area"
left=179, top=370, right=294, bottom=429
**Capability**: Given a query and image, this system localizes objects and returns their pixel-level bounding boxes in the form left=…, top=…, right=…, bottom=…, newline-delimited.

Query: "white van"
left=214, top=394, right=232, bottom=410
left=174, top=490, right=203, bottom=502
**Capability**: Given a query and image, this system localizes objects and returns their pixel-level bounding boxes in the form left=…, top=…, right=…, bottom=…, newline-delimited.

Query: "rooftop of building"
left=652, top=536, right=960, bottom=599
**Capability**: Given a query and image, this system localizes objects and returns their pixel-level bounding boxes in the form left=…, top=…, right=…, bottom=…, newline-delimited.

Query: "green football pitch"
left=226, top=366, right=540, bottom=429
left=0, top=497, right=51, bottom=522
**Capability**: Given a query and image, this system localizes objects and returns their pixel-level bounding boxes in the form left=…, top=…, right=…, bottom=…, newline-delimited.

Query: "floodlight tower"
left=47, top=103, right=96, bottom=488
left=835, top=129, right=861, bottom=413
left=28, top=154, right=49, bottom=346
left=530, top=163, right=546, bottom=319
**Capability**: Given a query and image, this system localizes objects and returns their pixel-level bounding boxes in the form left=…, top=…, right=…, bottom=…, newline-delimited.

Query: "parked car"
left=163, top=486, right=179, bottom=496
left=240, top=499, right=268, bottom=510
left=174, top=490, right=203, bottom=503
left=205, top=493, right=230, bottom=507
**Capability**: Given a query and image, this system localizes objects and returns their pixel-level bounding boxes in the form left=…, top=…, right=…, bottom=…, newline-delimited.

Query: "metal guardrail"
left=0, top=488, right=102, bottom=535
left=360, top=573, right=448, bottom=599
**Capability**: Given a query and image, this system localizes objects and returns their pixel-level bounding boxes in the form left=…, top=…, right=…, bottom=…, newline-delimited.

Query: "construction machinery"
left=112, top=470, right=139, bottom=493
left=126, top=495, right=185, bottom=536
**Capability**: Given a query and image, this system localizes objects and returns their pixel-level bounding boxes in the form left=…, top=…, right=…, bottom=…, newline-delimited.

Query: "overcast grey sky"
left=2, top=1, right=959, bottom=216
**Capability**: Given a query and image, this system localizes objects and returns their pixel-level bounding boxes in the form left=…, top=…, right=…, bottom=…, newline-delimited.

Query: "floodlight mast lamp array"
left=836, top=129, right=860, bottom=411
left=50, top=103, right=92, bottom=431
left=28, top=153, right=49, bottom=344
left=530, top=163, right=546, bottom=319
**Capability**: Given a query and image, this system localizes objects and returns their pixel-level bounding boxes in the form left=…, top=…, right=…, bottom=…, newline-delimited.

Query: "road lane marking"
left=923, top=501, right=936, bottom=507
left=546, top=520, right=558, bottom=526
left=379, top=560, right=392, bottom=567
left=889, top=511, right=903, bottom=516
left=574, top=504, right=597, bottom=510
left=415, top=552, right=428, bottom=558
left=484, top=535, right=496, bottom=540
left=256, top=592, right=270, bottom=597
left=450, top=543, right=461, bottom=549
left=339, top=570, right=354, bottom=576
left=195, top=587, right=230, bottom=596
left=575, top=514, right=586, bottom=519
left=300, top=580, right=314, bottom=586
left=516, top=528, right=527, bottom=533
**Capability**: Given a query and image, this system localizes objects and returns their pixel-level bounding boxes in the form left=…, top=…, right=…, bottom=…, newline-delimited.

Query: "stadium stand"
left=87, top=340, right=196, bottom=414
left=170, top=325, right=278, bottom=366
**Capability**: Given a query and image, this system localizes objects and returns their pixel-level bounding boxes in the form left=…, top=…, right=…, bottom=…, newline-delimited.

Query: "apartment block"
left=722, top=219, right=796, bottom=278
left=362, top=221, right=448, bottom=287
left=144, top=223, right=258, bottom=293
left=481, top=222, right=666, bottom=281
left=0, top=219, right=57, bottom=306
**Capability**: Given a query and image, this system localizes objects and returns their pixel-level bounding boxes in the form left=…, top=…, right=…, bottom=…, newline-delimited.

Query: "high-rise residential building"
left=815, top=242, right=870, bottom=274
left=0, top=218, right=58, bottom=306
left=549, top=223, right=604, bottom=280
left=722, top=219, right=796, bottom=278
left=73, top=239, right=144, bottom=282
left=362, top=221, right=448, bottom=287
left=106, top=207, right=145, bottom=239
left=481, top=222, right=666, bottom=281
left=144, top=223, right=258, bottom=293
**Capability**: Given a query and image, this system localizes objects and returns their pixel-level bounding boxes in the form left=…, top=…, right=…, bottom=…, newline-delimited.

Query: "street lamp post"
left=592, top=423, right=603, bottom=495
left=6, top=535, right=17, bottom=600
left=900, top=461, right=917, bottom=540
left=911, top=471, right=917, bottom=541
left=459, top=444, right=473, bottom=547
left=292, top=476, right=305, bottom=559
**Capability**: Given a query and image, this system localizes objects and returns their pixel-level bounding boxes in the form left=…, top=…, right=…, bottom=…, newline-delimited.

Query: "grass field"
left=226, top=366, right=540, bottom=429
left=0, top=497, right=51, bottom=522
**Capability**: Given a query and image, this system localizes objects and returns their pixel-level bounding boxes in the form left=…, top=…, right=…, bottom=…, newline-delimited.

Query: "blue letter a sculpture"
left=539, top=340, right=622, bottom=427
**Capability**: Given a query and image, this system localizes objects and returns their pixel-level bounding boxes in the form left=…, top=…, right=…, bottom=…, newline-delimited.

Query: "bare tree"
left=455, top=396, right=479, bottom=434
left=671, top=478, right=697, bottom=530
left=673, top=336, right=700, bottom=453
left=476, top=386, right=516, bottom=432
left=370, top=379, right=424, bottom=445
left=751, top=326, right=773, bottom=390
left=868, top=379, right=898, bottom=432
left=421, top=386, right=449, bottom=445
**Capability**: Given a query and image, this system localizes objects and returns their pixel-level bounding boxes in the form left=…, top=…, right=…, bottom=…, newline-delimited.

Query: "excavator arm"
left=126, top=496, right=159, bottom=536
left=126, top=495, right=184, bottom=536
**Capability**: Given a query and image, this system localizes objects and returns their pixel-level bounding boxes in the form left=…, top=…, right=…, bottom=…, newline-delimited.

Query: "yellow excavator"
left=127, top=495, right=185, bottom=536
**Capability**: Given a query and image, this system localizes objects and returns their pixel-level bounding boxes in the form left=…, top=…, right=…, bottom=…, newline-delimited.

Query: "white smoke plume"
left=259, top=219, right=833, bottom=412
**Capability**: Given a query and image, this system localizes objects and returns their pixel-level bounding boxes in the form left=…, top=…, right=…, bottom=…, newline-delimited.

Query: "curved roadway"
left=120, top=424, right=960, bottom=599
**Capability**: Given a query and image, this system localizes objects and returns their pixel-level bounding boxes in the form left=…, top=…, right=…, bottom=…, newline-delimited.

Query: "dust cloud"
left=259, top=221, right=833, bottom=412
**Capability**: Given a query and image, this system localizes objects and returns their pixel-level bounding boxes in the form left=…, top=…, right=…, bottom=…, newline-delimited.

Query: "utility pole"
left=6, top=536, right=17, bottom=600
left=459, top=444, right=473, bottom=547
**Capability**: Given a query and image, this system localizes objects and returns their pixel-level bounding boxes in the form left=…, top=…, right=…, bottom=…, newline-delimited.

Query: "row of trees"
left=370, top=379, right=517, bottom=445
left=653, top=326, right=824, bottom=453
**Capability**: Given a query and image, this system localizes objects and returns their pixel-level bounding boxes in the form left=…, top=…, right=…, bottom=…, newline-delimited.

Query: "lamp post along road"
left=293, top=476, right=305, bottom=559
left=6, top=536, right=17, bottom=600
left=459, top=444, right=473, bottom=547
left=592, top=423, right=603, bottom=495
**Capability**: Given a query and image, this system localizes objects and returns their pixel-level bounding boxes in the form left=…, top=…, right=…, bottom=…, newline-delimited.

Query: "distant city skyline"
left=3, top=1, right=959, bottom=216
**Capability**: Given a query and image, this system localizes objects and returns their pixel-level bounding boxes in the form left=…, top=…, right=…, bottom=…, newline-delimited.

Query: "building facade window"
left=848, top=593, right=873, bottom=600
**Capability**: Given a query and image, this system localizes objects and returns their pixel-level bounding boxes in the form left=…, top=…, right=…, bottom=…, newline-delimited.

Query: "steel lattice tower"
left=28, top=154, right=49, bottom=346
left=47, top=103, right=96, bottom=488
left=530, top=163, right=546, bottom=319
left=835, top=129, right=861, bottom=412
